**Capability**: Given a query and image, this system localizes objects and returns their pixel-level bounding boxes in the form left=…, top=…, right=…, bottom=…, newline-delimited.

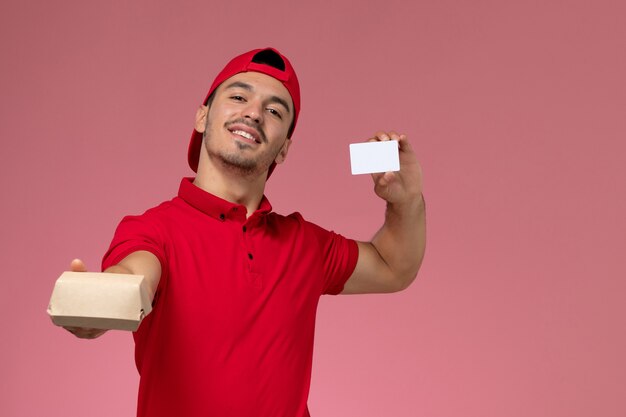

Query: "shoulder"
left=262, top=211, right=324, bottom=244
left=270, top=211, right=352, bottom=248
left=267, top=211, right=321, bottom=232
left=125, top=197, right=183, bottom=223
left=143, top=197, right=181, bottom=216
left=113, top=198, right=182, bottom=239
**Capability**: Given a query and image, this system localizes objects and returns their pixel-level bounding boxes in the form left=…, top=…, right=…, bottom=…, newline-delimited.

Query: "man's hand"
left=61, top=259, right=108, bottom=340
left=369, top=131, right=423, bottom=205
left=342, top=131, right=426, bottom=294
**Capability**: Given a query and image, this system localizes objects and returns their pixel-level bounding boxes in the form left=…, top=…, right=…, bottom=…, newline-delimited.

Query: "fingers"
left=396, top=134, right=411, bottom=151
left=368, top=131, right=414, bottom=156
left=70, top=259, right=88, bottom=272
left=373, top=171, right=396, bottom=188
left=369, top=131, right=402, bottom=143
left=368, top=131, right=406, bottom=182
left=366, top=130, right=422, bottom=204
left=61, top=262, right=108, bottom=339
left=369, top=132, right=418, bottom=163
left=63, top=326, right=108, bottom=339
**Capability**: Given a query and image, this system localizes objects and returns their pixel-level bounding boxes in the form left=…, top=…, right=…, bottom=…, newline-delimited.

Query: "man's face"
left=197, top=71, right=294, bottom=177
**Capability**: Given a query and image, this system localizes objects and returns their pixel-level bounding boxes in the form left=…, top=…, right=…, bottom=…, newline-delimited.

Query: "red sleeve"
left=101, top=213, right=169, bottom=284
left=305, top=221, right=359, bottom=295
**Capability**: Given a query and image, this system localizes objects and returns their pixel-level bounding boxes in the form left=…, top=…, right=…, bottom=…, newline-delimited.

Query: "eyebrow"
left=224, top=81, right=291, bottom=114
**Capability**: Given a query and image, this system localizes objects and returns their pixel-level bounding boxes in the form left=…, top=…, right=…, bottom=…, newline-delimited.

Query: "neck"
left=193, top=155, right=267, bottom=218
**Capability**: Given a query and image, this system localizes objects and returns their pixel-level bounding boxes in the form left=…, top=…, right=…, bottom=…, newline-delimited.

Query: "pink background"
left=1, top=0, right=625, bottom=416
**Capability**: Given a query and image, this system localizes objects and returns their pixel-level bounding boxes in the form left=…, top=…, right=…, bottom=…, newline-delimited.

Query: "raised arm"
left=341, top=132, right=426, bottom=294
left=63, top=251, right=161, bottom=339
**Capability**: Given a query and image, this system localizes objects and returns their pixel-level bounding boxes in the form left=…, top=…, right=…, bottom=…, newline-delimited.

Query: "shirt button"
left=219, top=213, right=225, bottom=221
left=242, top=226, right=247, bottom=232
left=248, top=253, right=253, bottom=260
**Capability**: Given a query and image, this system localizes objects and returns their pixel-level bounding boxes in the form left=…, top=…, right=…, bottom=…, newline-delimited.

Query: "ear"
left=274, top=138, right=292, bottom=164
left=194, top=105, right=208, bottom=133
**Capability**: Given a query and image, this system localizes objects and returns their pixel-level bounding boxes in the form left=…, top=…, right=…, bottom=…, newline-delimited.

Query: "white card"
left=349, top=141, right=400, bottom=175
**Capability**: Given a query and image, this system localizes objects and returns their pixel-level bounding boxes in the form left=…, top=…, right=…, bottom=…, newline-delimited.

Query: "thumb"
left=377, top=171, right=395, bottom=188
left=70, top=259, right=88, bottom=272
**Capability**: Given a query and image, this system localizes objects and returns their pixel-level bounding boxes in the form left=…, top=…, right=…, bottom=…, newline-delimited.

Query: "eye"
left=267, top=108, right=282, bottom=119
left=230, top=95, right=245, bottom=102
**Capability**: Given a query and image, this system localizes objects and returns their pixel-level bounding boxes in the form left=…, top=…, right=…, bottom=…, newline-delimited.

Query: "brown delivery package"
left=47, top=271, right=153, bottom=331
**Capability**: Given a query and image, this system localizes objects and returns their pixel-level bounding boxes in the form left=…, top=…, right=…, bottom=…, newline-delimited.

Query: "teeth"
left=232, top=130, right=256, bottom=141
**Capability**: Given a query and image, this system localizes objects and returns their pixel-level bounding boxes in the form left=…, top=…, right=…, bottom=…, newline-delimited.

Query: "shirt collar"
left=178, top=177, right=272, bottom=221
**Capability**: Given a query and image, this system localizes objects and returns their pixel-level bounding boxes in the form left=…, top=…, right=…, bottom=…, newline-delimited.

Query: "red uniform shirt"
left=102, top=178, right=358, bottom=417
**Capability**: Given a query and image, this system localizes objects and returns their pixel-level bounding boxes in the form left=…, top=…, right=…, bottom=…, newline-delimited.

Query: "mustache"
left=225, top=118, right=267, bottom=144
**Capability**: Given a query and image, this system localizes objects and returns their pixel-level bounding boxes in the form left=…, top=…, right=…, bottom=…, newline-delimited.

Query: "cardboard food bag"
left=47, top=271, right=153, bottom=331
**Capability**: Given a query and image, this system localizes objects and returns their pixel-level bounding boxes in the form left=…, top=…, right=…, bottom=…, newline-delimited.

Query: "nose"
left=243, top=100, right=263, bottom=124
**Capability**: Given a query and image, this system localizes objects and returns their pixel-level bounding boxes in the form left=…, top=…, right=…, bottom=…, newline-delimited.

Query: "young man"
left=64, top=47, right=426, bottom=417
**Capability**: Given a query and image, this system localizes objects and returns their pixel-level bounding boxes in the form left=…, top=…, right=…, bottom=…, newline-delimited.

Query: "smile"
left=230, top=129, right=260, bottom=144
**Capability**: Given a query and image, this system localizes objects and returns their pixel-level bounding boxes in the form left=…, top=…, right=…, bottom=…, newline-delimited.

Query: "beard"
left=208, top=140, right=261, bottom=175
left=203, top=128, right=282, bottom=177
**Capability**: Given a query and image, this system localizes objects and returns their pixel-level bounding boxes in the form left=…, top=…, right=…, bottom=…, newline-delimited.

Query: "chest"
left=155, top=216, right=324, bottom=334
